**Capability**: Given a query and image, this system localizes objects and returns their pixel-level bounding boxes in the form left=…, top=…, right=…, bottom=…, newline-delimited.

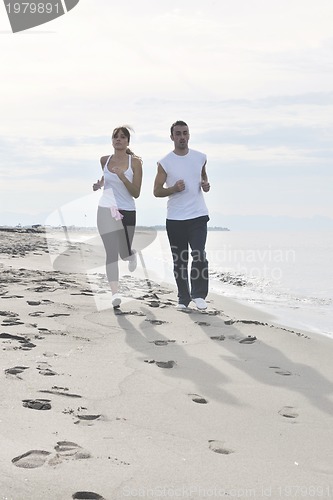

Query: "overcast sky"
left=1, top=0, right=333, bottom=229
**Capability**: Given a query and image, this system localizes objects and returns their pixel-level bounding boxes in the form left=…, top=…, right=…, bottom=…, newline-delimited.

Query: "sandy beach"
left=1, top=228, right=333, bottom=500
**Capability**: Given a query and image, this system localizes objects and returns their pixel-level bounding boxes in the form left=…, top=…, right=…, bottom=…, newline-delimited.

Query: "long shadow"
left=186, top=304, right=333, bottom=416
left=114, top=304, right=240, bottom=407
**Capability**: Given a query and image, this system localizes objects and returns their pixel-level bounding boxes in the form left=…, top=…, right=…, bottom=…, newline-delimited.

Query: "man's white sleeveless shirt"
left=159, top=149, right=209, bottom=220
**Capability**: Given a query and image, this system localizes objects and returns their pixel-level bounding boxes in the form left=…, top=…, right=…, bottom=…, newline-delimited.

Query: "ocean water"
left=45, top=227, right=333, bottom=339
left=134, top=230, right=333, bottom=338
left=205, top=230, right=333, bottom=338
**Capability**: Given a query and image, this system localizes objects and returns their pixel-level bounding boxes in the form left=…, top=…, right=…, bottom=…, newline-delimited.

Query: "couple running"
left=93, top=121, right=210, bottom=311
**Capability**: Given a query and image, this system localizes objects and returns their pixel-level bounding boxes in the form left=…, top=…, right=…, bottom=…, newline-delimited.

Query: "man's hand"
left=173, top=179, right=185, bottom=192
left=201, top=180, right=210, bottom=192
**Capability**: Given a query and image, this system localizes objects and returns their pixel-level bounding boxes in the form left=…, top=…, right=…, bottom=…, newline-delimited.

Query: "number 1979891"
left=276, top=485, right=333, bottom=497
left=5, top=3, right=60, bottom=14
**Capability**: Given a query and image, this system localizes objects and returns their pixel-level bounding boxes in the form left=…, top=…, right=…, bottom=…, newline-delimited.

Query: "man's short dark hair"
left=170, top=120, right=188, bottom=136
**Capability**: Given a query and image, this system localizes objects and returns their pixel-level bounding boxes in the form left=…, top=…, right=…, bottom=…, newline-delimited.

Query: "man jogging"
left=154, top=120, right=210, bottom=310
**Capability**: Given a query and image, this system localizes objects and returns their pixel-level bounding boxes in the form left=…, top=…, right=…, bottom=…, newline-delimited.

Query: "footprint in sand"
left=53, top=441, right=91, bottom=460
left=38, top=327, right=52, bottom=334
left=32, top=286, right=54, bottom=293
left=145, top=319, right=168, bottom=325
left=1, top=295, right=24, bottom=299
left=5, top=365, right=29, bottom=377
left=210, top=335, right=225, bottom=341
left=38, top=369, right=58, bottom=376
left=0, top=310, right=19, bottom=318
left=239, top=335, right=257, bottom=344
left=20, top=341, right=37, bottom=350
left=150, top=339, right=176, bottom=346
left=208, top=440, right=234, bottom=455
left=155, top=360, right=176, bottom=368
left=22, top=398, right=52, bottom=410
left=12, top=442, right=91, bottom=468
left=278, top=406, right=299, bottom=419
left=72, top=492, right=105, bottom=499
left=151, top=340, right=168, bottom=346
left=144, top=360, right=176, bottom=368
left=74, top=414, right=102, bottom=425
left=47, top=313, right=71, bottom=318
left=0, top=333, right=26, bottom=341
left=206, top=310, right=220, bottom=316
left=269, top=366, right=292, bottom=376
left=147, top=300, right=160, bottom=308
left=28, top=311, right=45, bottom=317
left=1, top=318, right=24, bottom=326
left=38, top=328, right=63, bottom=336
left=114, top=309, right=145, bottom=316
left=70, top=290, right=94, bottom=296
left=37, top=362, right=58, bottom=376
left=0, top=332, right=36, bottom=350
left=12, top=450, right=51, bottom=468
left=225, top=319, right=266, bottom=326
left=189, top=393, right=208, bottom=404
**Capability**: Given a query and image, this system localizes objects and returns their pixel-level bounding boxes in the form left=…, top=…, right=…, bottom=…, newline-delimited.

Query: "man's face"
left=171, top=125, right=190, bottom=149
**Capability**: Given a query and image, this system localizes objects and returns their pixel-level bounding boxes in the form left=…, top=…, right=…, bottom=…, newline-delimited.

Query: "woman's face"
left=112, top=130, right=129, bottom=150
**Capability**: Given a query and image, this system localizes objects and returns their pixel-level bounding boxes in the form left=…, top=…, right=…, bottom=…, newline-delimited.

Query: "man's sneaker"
left=112, top=293, right=121, bottom=308
left=176, top=303, right=187, bottom=311
left=128, top=250, right=137, bottom=272
left=192, top=298, right=207, bottom=310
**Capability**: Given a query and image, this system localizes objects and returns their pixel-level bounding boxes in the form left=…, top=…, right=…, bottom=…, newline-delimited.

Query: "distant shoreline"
left=0, top=225, right=230, bottom=233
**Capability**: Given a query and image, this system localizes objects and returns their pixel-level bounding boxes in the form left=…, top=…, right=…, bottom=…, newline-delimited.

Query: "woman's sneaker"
left=112, top=293, right=121, bottom=308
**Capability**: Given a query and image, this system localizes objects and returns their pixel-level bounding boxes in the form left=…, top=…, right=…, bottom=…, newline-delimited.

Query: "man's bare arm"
left=201, top=162, right=210, bottom=192
left=153, top=163, right=185, bottom=197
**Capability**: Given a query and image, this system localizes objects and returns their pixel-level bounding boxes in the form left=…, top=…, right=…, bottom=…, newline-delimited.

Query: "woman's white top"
left=98, top=154, right=136, bottom=211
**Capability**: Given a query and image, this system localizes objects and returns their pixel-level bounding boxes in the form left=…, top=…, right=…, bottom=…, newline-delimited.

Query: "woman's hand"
left=110, top=166, right=126, bottom=180
left=93, top=178, right=104, bottom=191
